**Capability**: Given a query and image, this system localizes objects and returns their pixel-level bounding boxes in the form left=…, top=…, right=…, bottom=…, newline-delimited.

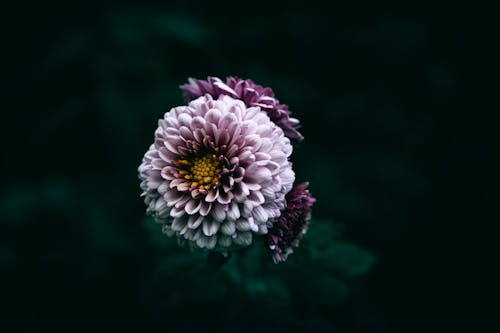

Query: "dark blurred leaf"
left=318, top=242, right=376, bottom=277
left=152, top=15, right=210, bottom=45
left=300, top=275, right=348, bottom=308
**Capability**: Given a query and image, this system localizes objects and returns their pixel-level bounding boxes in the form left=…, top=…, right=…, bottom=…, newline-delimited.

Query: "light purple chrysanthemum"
left=138, top=94, right=295, bottom=251
left=180, top=76, right=304, bottom=143
left=267, top=182, right=315, bottom=264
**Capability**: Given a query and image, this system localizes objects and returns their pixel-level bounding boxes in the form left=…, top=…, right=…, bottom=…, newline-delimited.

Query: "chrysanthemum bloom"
left=180, top=76, right=304, bottom=143
left=267, top=182, right=315, bottom=263
left=139, top=94, right=295, bottom=250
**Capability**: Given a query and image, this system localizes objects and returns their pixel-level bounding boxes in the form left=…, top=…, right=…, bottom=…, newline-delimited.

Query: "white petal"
left=164, top=139, right=179, bottom=154
left=205, top=188, right=219, bottom=202
left=178, top=113, right=193, bottom=127
left=162, top=225, right=175, bottom=237
left=238, top=149, right=253, bottom=162
left=199, top=201, right=212, bottom=216
left=170, top=206, right=185, bottom=218
left=280, top=167, right=295, bottom=186
left=254, top=152, right=271, bottom=162
left=257, top=223, right=268, bottom=234
left=179, top=126, right=194, bottom=140
left=194, top=128, right=205, bottom=143
left=151, top=159, right=167, bottom=170
left=185, top=199, right=201, bottom=214
left=218, top=112, right=237, bottom=129
left=164, top=190, right=183, bottom=207
left=248, top=217, right=259, bottom=232
left=206, top=236, right=217, bottom=249
left=155, top=199, right=168, bottom=212
left=191, top=116, right=206, bottom=129
left=212, top=203, right=226, bottom=222
left=244, top=134, right=261, bottom=150
left=174, top=195, right=190, bottom=209
left=239, top=182, right=250, bottom=196
left=171, top=218, right=186, bottom=232
left=179, top=224, right=189, bottom=235
left=202, top=220, right=220, bottom=236
left=258, top=138, right=273, bottom=153
left=216, top=130, right=230, bottom=146
left=217, top=190, right=233, bottom=204
left=252, top=205, right=268, bottom=224
left=266, top=161, right=280, bottom=174
left=236, top=219, right=251, bottom=231
left=261, top=186, right=276, bottom=199
left=246, top=183, right=261, bottom=191
left=233, top=231, right=252, bottom=246
left=248, top=190, right=265, bottom=205
left=177, top=182, right=190, bottom=192
left=218, top=235, right=232, bottom=247
left=157, top=182, right=169, bottom=195
left=196, top=235, right=209, bottom=248
left=269, top=150, right=286, bottom=163
left=246, top=166, right=272, bottom=183
left=168, top=178, right=184, bottom=189
left=226, top=202, right=240, bottom=221
left=205, top=108, right=221, bottom=125
left=184, top=229, right=195, bottom=240
left=165, top=127, right=179, bottom=136
left=187, top=215, right=204, bottom=229
left=220, top=221, right=236, bottom=236
left=193, top=229, right=202, bottom=241
left=243, top=200, right=255, bottom=212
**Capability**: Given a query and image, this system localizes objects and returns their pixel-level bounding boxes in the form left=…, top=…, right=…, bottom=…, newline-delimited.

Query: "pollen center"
left=177, top=154, right=220, bottom=192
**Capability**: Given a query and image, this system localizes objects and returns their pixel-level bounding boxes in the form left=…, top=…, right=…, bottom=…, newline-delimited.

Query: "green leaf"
left=320, top=242, right=376, bottom=277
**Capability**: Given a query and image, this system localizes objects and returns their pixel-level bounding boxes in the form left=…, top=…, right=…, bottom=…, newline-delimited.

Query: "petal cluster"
left=180, top=76, right=303, bottom=143
left=139, top=94, right=295, bottom=250
left=267, top=182, right=315, bottom=263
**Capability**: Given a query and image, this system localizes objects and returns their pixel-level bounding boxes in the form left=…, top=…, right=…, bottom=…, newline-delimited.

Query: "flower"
left=267, top=182, right=315, bottom=263
left=180, top=76, right=304, bottom=143
left=138, top=94, right=295, bottom=251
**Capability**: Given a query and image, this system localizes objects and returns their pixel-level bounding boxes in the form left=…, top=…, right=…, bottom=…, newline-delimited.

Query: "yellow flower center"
left=177, top=154, right=220, bottom=191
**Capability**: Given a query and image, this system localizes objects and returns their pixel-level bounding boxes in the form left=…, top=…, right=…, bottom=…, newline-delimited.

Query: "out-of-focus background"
left=1, top=1, right=495, bottom=332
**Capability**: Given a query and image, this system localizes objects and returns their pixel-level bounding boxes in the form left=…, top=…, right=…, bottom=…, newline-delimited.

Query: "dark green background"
left=1, top=1, right=495, bottom=332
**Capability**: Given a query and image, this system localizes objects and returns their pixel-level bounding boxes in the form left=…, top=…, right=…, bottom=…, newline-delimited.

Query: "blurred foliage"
left=142, top=217, right=374, bottom=331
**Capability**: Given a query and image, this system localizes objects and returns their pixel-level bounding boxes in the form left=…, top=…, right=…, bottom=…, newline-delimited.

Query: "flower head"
left=139, top=94, right=295, bottom=251
left=267, top=182, right=315, bottom=263
left=180, top=76, right=304, bottom=143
